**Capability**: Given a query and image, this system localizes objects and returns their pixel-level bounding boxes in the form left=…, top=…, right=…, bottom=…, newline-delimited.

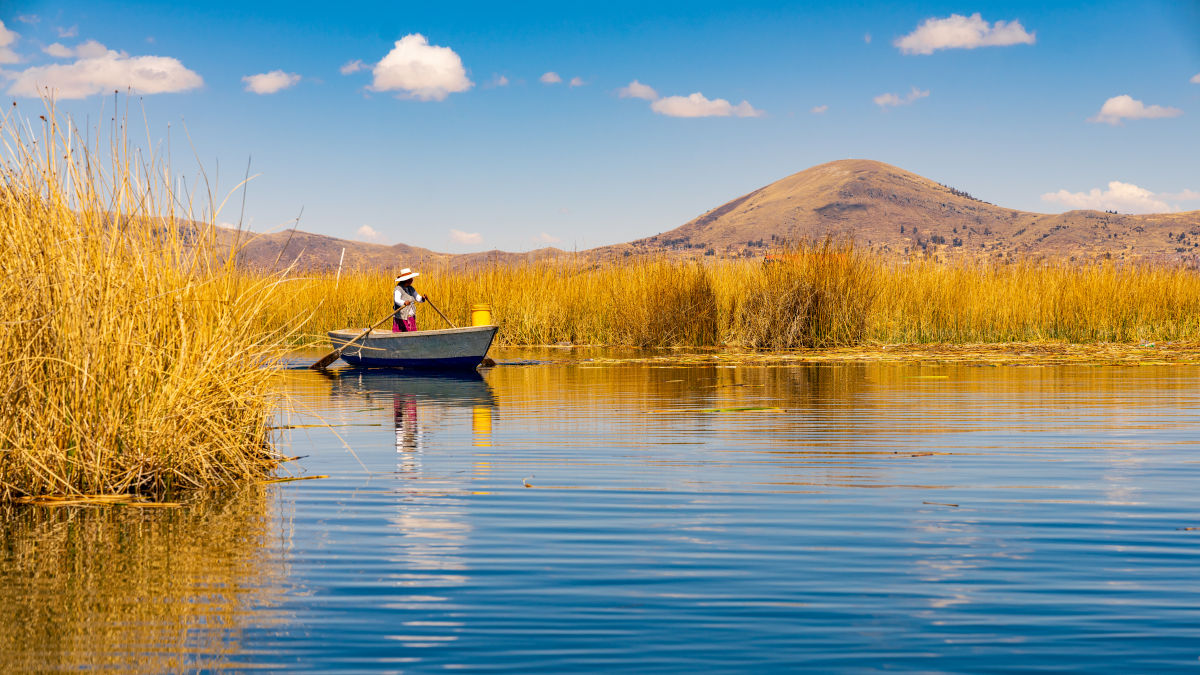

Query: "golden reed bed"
left=271, top=243, right=1200, bottom=350
left=0, top=105, right=293, bottom=501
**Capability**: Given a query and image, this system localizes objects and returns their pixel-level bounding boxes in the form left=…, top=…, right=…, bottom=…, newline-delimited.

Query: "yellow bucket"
left=471, top=303, right=492, bottom=327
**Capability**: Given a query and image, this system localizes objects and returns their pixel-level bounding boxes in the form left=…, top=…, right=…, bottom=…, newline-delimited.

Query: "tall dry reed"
left=272, top=244, right=1200, bottom=348
left=0, top=104, right=290, bottom=500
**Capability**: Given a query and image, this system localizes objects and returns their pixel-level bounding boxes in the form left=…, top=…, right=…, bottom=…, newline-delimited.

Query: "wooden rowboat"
left=326, top=325, right=498, bottom=370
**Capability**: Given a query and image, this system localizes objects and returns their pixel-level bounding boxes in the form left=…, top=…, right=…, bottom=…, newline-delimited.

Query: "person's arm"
left=394, top=286, right=405, bottom=307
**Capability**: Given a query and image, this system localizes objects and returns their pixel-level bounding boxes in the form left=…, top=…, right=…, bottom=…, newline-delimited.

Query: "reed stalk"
left=0, top=103, right=291, bottom=500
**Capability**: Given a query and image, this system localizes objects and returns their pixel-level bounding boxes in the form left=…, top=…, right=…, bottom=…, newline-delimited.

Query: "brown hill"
left=602, top=159, right=1200, bottom=264
left=214, top=159, right=1200, bottom=271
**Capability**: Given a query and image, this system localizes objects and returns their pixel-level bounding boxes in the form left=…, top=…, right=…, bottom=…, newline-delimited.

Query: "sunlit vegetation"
left=271, top=240, right=1200, bottom=348
left=0, top=104, right=292, bottom=500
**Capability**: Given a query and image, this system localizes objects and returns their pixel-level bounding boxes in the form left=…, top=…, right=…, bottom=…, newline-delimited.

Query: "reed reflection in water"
left=0, top=488, right=291, bottom=673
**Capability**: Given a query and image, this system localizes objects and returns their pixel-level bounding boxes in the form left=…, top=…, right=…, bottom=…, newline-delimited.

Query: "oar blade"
left=310, top=349, right=341, bottom=370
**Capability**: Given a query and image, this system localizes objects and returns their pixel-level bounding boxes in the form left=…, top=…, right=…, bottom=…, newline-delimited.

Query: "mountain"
left=218, top=159, right=1200, bottom=271
left=602, top=159, right=1200, bottom=263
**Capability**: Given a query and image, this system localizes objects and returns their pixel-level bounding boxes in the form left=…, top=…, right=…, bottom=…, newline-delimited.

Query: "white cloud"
left=864, top=33, right=872, bottom=44
left=57, top=25, right=78, bottom=38
left=1041, top=180, right=1200, bottom=214
left=1088, top=95, right=1182, bottom=125
left=339, top=59, right=365, bottom=75
left=1190, top=73, right=1200, bottom=84
left=44, top=39, right=108, bottom=60
left=811, top=104, right=828, bottom=114
left=569, top=76, right=585, bottom=87
left=539, top=71, right=562, bottom=84
left=874, top=86, right=929, bottom=108
left=370, top=34, right=472, bottom=101
left=43, top=43, right=72, bottom=58
left=16, top=15, right=39, bottom=24
left=618, top=79, right=657, bottom=100
left=242, top=70, right=301, bottom=94
left=356, top=225, right=383, bottom=242
left=450, top=229, right=482, bottom=244
left=651, top=92, right=763, bottom=118
left=490, top=74, right=509, bottom=87
left=6, top=47, right=203, bottom=99
left=895, top=13, right=1035, bottom=55
left=0, top=20, right=20, bottom=64
left=533, top=232, right=562, bottom=244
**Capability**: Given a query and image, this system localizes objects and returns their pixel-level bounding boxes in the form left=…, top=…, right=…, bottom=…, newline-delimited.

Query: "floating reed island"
left=0, top=105, right=293, bottom=501
left=276, top=241, right=1200, bottom=349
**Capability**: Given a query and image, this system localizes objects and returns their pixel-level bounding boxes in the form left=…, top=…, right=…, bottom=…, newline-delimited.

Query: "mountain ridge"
left=224, top=159, right=1200, bottom=271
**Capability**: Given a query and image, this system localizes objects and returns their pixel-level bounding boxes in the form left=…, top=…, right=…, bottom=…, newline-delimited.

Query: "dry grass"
left=273, top=241, right=1200, bottom=349
left=0, top=104, right=291, bottom=500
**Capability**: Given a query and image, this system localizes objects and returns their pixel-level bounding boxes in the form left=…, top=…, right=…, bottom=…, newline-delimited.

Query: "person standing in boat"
left=393, top=268, right=425, bottom=332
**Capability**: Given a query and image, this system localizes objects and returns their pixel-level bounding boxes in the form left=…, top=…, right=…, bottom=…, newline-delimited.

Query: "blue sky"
left=1, top=1, right=1198, bottom=252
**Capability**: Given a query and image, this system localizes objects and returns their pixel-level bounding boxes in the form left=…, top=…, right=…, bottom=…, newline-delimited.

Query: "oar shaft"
left=424, top=297, right=457, bottom=329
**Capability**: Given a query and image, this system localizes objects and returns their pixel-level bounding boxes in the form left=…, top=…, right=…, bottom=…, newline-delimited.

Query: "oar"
left=309, top=310, right=398, bottom=370
left=423, top=297, right=457, bottom=328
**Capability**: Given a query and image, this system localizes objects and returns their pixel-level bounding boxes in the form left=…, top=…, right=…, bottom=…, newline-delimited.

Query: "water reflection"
left=0, top=488, right=290, bottom=673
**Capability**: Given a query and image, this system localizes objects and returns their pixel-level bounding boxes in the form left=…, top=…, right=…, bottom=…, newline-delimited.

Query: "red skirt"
left=392, top=316, right=417, bottom=332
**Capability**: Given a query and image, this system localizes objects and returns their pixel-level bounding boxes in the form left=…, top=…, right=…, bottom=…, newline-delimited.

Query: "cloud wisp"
left=532, top=232, right=562, bottom=244
left=874, top=87, right=929, bottom=108
left=1190, top=73, right=1200, bottom=84
left=895, top=13, right=1035, bottom=55
left=43, top=39, right=107, bottom=59
left=539, top=71, right=562, bottom=84
left=339, top=59, right=365, bottom=75
left=617, top=79, right=657, bottom=100
left=370, top=34, right=472, bottom=101
left=811, top=104, right=829, bottom=114
left=651, top=93, right=763, bottom=118
left=1088, top=95, right=1182, bottom=125
left=1042, top=181, right=1199, bottom=214
left=617, top=79, right=763, bottom=118
left=243, top=70, right=301, bottom=94
left=356, top=225, right=384, bottom=242
left=450, top=229, right=482, bottom=245
left=6, top=42, right=203, bottom=99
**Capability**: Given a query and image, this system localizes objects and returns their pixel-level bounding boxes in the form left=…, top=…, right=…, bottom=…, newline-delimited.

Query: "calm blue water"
left=4, top=353, right=1200, bottom=672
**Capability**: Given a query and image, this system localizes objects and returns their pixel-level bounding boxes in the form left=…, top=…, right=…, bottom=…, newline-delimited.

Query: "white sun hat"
left=395, top=268, right=420, bottom=283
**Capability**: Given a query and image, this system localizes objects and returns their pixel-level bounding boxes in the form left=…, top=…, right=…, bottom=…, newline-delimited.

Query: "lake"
left=3, top=351, right=1200, bottom=672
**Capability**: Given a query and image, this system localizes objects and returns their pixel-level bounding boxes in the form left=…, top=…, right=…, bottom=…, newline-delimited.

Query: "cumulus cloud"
left=356, top=225, right=383, bottom=242
left=369, top=34, right=472, bottom=101
left=651, top=92, right=763, bottom=118
left=1088, top=95, right=1182, bottom=125
left=6, top=47, right=203, bottom=99
left=242, top=70, right=301, bottom=94
left=539, top=71, right=562, bottom=84
left=43, top=39, right=107, bottom=59
left=895, top=13, right=1035, bottom=55
left=533, top=232, right=562, bottom=244
left=339, top=59, right=365, bottom=75
left=1190, top=73, right=1200, bottom=84
left=618, top=79, right=657, bottom=100
left=811, top=104, right=829, bottom=114
left=874, top=87, right=929, bottom=108
left=450, top=229, right=482, bottom=245
left=1041, top=180, right=1200, bottom=214
left=0, top=20, right=20, bottom=64
left=569, top=76, right=585, bottom=87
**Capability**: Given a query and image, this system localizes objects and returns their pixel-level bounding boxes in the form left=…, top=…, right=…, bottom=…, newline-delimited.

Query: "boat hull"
left=327, top=325, right=498, bottom=370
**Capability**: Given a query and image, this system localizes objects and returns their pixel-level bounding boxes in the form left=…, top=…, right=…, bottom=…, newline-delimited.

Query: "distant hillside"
left=216, top=159, right=1200, bottom=271
left=600, top=159, right=1200, bottom=264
